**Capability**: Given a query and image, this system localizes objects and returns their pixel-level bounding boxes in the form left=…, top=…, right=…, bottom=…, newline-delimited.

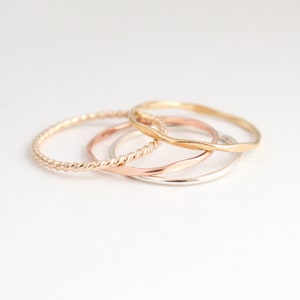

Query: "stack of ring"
left=31, top=100, right=261, bottom=186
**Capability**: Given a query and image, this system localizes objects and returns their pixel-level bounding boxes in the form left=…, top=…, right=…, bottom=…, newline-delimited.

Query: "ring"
left=86, top=116, right=219, bottom=176
left=129, top=100, right=261, bottom=152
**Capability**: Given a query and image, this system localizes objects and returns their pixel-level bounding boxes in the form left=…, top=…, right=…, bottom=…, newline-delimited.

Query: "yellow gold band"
left=129, top=100, right=261, bottom=152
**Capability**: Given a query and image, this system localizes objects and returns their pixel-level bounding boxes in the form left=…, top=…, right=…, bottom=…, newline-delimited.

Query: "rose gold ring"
left=86, top=116, right=219, bottom=176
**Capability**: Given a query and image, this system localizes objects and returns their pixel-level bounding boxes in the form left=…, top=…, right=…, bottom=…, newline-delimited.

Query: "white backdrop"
left=1, top=0, right=299, bottom=299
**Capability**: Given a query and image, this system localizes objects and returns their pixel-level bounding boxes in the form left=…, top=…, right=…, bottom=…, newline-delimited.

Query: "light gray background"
left=1, top=0, right=299, bottom=299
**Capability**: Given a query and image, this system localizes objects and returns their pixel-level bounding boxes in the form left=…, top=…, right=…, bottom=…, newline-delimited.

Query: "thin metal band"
left=109, top=128, right=242, bottom=186
left=129, top=100, right=261, bottom=152
left=86, top=116, right=219, bottom=176
left=31, top=111, right=167, bottom=171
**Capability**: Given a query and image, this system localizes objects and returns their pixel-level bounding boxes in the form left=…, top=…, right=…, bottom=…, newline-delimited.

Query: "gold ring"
left=129, top=100, right=261, bottom=152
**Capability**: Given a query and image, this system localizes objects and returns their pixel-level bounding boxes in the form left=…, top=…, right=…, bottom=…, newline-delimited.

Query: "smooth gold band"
left=129, top=100, right=261, bottom=152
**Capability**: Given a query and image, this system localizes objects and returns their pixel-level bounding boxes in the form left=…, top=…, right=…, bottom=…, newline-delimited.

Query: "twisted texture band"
left=31, top=111, right=167, bottom=172
left=129, top=100, right=261, bottom=152
left=86, top=116, right=219, bottom=176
